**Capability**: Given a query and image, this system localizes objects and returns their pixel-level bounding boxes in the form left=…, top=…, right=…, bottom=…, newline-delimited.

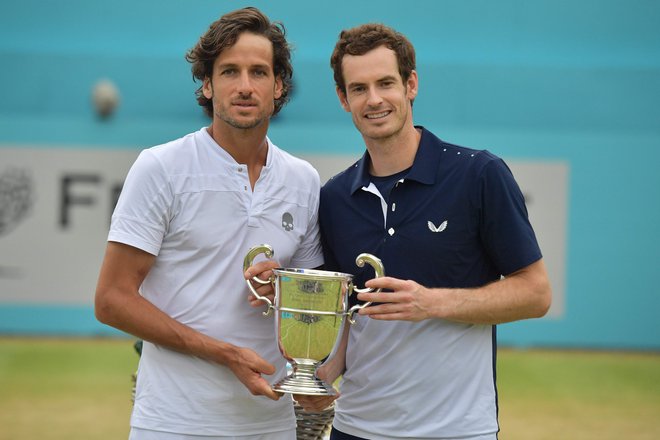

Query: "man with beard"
left=95, top=7, right=323, bottom=440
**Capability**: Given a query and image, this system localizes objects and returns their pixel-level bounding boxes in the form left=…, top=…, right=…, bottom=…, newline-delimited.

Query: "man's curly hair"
left=330, top=23, right=416, bottom=94
left=185, top=7, right=293, bottom=118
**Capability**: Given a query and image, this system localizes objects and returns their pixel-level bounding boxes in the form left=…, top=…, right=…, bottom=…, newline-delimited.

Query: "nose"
left=366, top=87, right=383, bottom=106
left=237, top=71, right=254, bottom=95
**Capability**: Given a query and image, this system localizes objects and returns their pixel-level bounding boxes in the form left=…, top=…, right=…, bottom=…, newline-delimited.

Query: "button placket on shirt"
left=386, top=179, right=405, bottom=237
left=383, top=181, right=402, bottom=242
left=237, top=165, right=260, bottom=227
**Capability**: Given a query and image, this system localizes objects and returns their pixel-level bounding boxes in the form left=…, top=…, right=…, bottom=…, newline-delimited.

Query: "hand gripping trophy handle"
left=347, top=253, right=385, bottom=324
left=242, top=244, right=276, bottom=316
left=243, top=244, right=385, bottom=322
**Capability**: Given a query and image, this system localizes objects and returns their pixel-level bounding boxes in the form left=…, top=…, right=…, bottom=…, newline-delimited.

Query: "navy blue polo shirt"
left=319, top=126, right=542, bottom=302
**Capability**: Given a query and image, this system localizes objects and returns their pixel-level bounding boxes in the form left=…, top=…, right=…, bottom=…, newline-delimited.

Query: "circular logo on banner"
left=0, top=167, right=35, bottom=237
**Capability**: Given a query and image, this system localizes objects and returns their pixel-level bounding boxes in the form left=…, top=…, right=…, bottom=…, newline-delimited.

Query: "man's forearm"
left=432, top=259, right=552, bottom=325
left=357, top=259, right=552, bottom=325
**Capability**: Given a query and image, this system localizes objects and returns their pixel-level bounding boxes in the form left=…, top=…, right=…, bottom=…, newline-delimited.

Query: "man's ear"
left=202, top=77, right=213, bottom=100
left=274, top=76, right=283, bottom=100
left=406, top=70, right=419, bottom=101
left=336, top=87, right=350, bottom=112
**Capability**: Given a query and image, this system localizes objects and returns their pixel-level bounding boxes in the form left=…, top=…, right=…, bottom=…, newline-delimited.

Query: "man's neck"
left=207, top=121, right=269, bottom=166
left=366, top=125, right=421, bottom=177
left=207, top=122, right=269, bottom=191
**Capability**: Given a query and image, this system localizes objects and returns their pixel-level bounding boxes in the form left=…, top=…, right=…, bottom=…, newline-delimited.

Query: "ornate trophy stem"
left=273, top=362, right=337, bottom=396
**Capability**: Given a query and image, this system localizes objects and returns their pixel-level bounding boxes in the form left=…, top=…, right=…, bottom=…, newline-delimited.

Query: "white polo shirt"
left=109, top=127, right=323, bottom=436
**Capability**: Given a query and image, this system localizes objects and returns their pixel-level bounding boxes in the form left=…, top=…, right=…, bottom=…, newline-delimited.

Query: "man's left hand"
left=357, top=277, right=436, bottom=321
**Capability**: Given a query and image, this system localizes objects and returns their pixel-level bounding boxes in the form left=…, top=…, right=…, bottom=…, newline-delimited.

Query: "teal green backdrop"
left=1, top=0, right=658, bottom=350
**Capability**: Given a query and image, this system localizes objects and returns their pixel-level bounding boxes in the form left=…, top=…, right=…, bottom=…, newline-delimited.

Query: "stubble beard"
left=215, top=104, right=270, bottom=130
left=356, top=101, right=411, bottom=143
left=219, top=114, right=266, bottom=130
left=356, top=115, right=405, bottom=143
left=211, top=93, right=273, bottom=130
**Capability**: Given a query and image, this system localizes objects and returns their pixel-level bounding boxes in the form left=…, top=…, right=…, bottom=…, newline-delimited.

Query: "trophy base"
left=272, top=374, right=337, bottom=396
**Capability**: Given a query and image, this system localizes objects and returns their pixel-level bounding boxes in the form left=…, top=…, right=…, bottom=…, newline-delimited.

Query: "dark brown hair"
left=330, top=23, right=416, bottom=94
left=185, top=7, right=293, bottom=117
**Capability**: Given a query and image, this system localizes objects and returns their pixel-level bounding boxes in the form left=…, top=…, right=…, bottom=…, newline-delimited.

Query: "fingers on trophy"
left=243, top=244, right=385, bottom=396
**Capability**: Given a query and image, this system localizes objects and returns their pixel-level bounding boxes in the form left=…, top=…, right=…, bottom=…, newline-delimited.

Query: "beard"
left=218, top=113, right=267, bottom=130
left=211, top=94, right=273, bottom=130
left=215, top=103, right=271, bottom=130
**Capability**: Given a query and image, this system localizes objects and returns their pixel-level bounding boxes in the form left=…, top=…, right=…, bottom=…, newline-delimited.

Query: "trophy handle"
left=243, top=244, right=275, bottom=316
left=347, top=253, right=385, bottom=324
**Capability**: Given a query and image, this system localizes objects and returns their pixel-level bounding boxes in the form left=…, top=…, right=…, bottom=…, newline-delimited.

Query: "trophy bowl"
left=243, top=244, right=384, bottom=396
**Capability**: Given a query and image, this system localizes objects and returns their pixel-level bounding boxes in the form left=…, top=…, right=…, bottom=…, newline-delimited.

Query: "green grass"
left=0, top=338, right=137, bottom=440
left=1, top=338, right=659, bottom=440
left=497, top=348, right=660, bottom=439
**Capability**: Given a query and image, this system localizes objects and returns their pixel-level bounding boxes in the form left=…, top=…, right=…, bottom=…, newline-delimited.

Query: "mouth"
left=365, top=110, right=390, bottom=120
left=232, top=101, right=257, bottom=108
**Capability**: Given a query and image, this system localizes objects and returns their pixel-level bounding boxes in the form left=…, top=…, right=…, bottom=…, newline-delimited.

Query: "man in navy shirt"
left=296, top=23, right=552, bottom=440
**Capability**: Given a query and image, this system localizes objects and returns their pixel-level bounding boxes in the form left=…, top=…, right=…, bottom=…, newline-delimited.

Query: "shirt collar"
left=349, top=126, right=441, bottom=194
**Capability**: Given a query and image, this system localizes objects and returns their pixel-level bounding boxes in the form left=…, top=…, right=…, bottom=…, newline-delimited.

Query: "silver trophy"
left=243, top=244, right=385, bottom=396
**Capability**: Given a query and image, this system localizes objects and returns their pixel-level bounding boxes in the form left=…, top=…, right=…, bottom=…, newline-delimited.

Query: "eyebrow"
left=217, top=62, right=272, bottom=70
left=347, top=74, right=399, bottom=89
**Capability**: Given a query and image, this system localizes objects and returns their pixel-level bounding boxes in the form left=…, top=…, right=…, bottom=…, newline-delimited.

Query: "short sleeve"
left=288, top=166, right=324, bottom=269
left=108, top=149, right=173, bottom=256
left=477, top=158, right=542, bottom=275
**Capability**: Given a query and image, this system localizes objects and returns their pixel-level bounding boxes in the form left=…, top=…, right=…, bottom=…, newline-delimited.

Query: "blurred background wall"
left=0, top=0, right=658, bottom=350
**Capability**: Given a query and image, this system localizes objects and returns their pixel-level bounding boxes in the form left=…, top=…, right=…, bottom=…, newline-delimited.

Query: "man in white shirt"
left=94, top=7, right=323, bottom=439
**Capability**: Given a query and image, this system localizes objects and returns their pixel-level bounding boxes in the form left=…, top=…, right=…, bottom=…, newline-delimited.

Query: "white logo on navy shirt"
left=428, top=220, right=448, bottom=233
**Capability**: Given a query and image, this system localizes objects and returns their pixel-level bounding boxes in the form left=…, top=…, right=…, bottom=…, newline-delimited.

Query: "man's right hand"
left=225, top=345, right=282, bottom=401
left=294, top=393, right=338, bottom=412
left=244, top=259, right=279, bottom=309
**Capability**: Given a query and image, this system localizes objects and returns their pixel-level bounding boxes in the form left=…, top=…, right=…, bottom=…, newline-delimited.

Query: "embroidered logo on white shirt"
left=282, top=212, right=294, bottom=231
left=428, top=220, right=448, bottom=233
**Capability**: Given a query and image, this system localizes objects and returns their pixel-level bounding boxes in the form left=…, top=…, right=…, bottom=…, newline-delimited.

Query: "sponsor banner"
left=0, top=147, right=138, bottom=304
left=0, top=147, right=566, bottom=320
